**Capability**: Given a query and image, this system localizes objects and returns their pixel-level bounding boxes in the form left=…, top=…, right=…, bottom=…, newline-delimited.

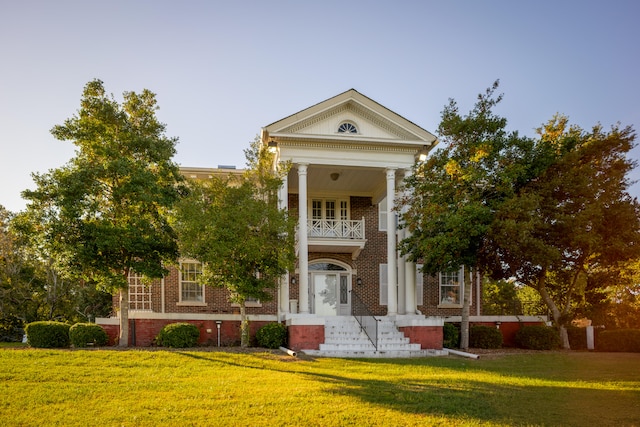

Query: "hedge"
left=443, top=323, right=460, bottom=348
left=515, top=325, right=561, bottom=350
left=256, top=323, right=287, bottom=349
left=469, top=325, right=503, bottom=349
left=155, top=322, right=200, bottom=348
left=25, top=321, right=71, bottom=348
left=597, top=329, right=640, bottom=352
left=69, top=323, right=109, bottom=348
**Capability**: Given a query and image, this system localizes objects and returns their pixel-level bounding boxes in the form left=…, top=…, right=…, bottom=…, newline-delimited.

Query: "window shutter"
left=416, top=264, right=424, bottom=304
left=379, top=264, right=388, bottom=305
left=379, top=198, right=387, bottom=231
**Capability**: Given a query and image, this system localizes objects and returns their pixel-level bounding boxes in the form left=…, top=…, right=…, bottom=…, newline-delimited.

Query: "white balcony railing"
left=307, top=218, right=365, bottom=240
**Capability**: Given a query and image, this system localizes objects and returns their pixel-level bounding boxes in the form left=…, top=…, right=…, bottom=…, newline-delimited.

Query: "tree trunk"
left=118, top=288, right=129, bottom=347
left=240, top=302, right=250, bottom=348
left=459, top=266, right=473, bottom=350
left=537, top=277, right=571, bottom=349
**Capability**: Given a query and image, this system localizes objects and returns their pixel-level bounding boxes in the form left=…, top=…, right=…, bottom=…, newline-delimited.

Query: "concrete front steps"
left=302, top=316, right=446, bottom=358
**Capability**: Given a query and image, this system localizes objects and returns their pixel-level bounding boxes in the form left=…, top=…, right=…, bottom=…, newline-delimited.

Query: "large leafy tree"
left=399, top=81, right=537, bottom=349
left=482, top=116, right=640, bottom=348
left=1, top=205, right=111, bottom=339
left=580, top=259, right=640, bottom=329
left=22, top=80, right=183, bottom=346
left=174, top=138, right=296, bottom=347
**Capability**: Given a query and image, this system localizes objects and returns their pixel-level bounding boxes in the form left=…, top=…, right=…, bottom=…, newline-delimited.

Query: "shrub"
left=25, top=321, right=71, bottom=348
left=69, top=323, right=108, bottom=348
left=156, top=322, right=200, bottom=348
left=0, top=315, right=24, bottom=342
left=443, top=323, right=459, bottom=348
left=597, top=329, right=640, bottom=352
left=256, top=323, right=287, bottom=349
left=469, top=325, right=503, bottom=349
left=567, top=327, right=588, bottom=350
left=515, top=325, right=561, bottom=350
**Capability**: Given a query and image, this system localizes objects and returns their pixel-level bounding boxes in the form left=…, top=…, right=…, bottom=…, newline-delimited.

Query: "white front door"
left=309, top=263, right=351, bottom=315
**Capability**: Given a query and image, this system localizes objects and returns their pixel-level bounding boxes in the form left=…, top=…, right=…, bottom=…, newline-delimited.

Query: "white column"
left=278, top=175, right=289, bottom=315
left=405, top=260, right=416, bottom=314
left=397, top=226, right=406, bottom=315
left=403, top=169, right=417, bottom=315
left=298, top=164, right=310, bottom=314
left=386, top=168, right=398, bottom=316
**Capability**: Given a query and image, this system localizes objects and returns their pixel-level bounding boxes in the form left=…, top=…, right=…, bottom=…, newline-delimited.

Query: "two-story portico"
left=260, top=89, right=446, bottom=353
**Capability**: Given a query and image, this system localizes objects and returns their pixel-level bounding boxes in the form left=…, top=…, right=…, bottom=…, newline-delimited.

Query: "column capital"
left=297, top=163, right=309, bottom=171
left=385, top=167, right=397, bottom=179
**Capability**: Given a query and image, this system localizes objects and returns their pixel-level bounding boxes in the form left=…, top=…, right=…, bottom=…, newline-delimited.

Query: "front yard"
left=1, top=347, right=638, bottom=426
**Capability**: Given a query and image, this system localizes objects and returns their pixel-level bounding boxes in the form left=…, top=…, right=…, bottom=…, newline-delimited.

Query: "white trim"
left=179, top=260, right=205, bottom=305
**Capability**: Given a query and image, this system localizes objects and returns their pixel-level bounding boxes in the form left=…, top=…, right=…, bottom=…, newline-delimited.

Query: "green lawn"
left=1, top=348, right=638, bottom=426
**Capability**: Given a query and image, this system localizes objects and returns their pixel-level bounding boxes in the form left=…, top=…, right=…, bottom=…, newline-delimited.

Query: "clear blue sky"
left=1, top=0, right=639, bottom=212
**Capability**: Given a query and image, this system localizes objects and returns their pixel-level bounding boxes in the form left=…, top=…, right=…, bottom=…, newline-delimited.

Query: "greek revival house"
left=98, top=89, right=545, bottom=355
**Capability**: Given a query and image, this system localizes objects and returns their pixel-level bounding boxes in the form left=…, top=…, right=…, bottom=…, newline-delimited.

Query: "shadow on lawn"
left=174, top=351, right=640, bottom=426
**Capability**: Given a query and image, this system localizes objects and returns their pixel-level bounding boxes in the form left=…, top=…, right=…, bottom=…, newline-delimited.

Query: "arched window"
left=337, top=122, right=358, bottom=134
left=309, top=262, right=347, bottom=271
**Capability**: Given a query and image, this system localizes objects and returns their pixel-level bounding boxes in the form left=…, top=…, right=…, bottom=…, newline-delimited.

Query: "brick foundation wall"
left=287, top=324, right=324, bottom=351
left=400, top=326, right=443, bottom=350
left=99, top=318, right=274, bottom=347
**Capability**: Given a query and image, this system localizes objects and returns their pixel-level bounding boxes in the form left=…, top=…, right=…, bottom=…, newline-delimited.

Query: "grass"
left=1, top=349, right=639, bottom=426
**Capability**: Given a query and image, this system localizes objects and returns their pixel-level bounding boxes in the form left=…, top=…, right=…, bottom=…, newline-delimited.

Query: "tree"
left=174, top=137, right=296, bottom=347
left=482, top=116, right=640, bottom=348
left=399, top=81, right=536, bottom=349
left=580, top=259, right=640, bottom=329
left=22, top=80, right=183, bottom=346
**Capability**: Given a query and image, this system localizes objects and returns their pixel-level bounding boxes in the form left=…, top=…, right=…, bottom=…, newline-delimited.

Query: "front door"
left=309, top=263, right=351, bottom=315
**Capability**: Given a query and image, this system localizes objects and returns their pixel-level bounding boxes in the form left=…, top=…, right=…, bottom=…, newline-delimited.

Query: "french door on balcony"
left=310, top=198, right=348, bottom=237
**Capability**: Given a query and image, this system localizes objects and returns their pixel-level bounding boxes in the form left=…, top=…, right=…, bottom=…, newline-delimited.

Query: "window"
left=180, top=261, right=204, bottom=304
left=337, top=122, right=357, bottom=134
left=310, top=198, right=350, bottom=237
left=439, top=267, right=464, bottom=306
left=128, top=271, right=152, bottom=311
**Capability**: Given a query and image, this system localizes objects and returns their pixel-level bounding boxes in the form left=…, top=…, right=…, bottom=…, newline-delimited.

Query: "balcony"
left=306, top=218, right=367, bottom=259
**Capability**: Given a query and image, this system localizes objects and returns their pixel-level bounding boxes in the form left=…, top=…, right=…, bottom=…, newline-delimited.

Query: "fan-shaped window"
left=309, top=263, right=347, bottom=271
left=337, top=122, right=358, bottom=134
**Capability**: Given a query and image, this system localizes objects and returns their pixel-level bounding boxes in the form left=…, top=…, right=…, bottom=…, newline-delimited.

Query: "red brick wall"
left=100, top=319, right=274, bottom=347
left=113, top=267, right=278, bottom=317
left=350, top=196, right=388, bottom=316
left=288, top=325, right=324, bottom=351
left=400, top=326, right=443, bottom=350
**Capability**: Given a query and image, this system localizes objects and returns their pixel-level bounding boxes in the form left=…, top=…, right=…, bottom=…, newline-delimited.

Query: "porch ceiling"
left=288, top=164, right=390, bottom=198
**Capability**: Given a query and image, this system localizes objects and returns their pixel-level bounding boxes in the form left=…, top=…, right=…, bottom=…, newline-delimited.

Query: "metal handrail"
left=350, top=290, right=379, bottom=350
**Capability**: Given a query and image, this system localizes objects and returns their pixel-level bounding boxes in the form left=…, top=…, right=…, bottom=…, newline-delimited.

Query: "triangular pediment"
left=263, top=89, right=436, bottom=146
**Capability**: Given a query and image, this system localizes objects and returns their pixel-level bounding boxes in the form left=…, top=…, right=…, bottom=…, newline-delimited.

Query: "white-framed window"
left=439, top=267, right=465, bottom=307
left=310, top=198, right=349, bottom=221
left=128, top=271, right=152, bottom=311
left=179, top=261, right=204, bottom=304
left=379, top=263, right=424, bottom=306
left=337, top=121, right=358, bottom=134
